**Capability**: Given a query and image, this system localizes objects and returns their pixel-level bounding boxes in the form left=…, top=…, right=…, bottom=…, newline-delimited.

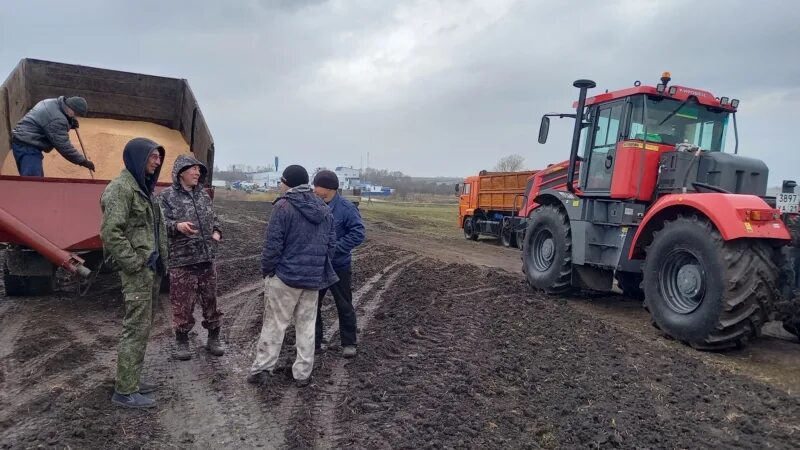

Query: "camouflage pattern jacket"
left=100, top=169, right=169, bottom=275
left=158, top=154, right=221, bottom=268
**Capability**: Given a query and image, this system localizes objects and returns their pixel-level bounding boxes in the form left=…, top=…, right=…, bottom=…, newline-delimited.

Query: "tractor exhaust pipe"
left=567, top=79, right=596, bottom=193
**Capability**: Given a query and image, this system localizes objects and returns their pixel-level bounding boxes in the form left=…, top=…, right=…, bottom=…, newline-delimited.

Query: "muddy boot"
left=175, top=331, right=191, bottom=361
left=247, top=370, right=270, bottom=386
left=112, top=392, right=156, bottom=409
left=342, top=345, right=358, bottom=359
left=205, top=327, right=224, bottom=356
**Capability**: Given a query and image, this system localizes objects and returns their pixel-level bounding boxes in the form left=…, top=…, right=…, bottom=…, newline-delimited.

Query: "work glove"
left=69, top=117, right=80, bottom=129
left=81, top=160, right=96, bottom=172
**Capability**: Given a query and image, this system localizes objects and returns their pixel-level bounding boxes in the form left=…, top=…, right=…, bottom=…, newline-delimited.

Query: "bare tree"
left=494, top=154, right=525, bottom=172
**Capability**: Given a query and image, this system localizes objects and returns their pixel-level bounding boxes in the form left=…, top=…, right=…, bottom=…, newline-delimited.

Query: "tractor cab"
left=537, top=72, right=769, bottom=203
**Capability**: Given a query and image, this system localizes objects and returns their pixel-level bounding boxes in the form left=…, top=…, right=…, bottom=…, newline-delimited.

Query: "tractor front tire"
left=522, top=205, right=573, bottom=294
left=616, top=272, right=645, bottom=300
left=643, top=215, right=777, bottom=350
left=501, top=221, right=517, bottom=248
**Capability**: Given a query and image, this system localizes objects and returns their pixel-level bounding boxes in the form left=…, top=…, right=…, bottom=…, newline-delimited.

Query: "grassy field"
left=215, top=190, right=461, bottom=238
left=358, top=200, right=460, bottom=238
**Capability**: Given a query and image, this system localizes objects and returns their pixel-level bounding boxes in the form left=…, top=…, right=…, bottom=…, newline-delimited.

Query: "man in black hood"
left=100, top=137, right=169, bottom=409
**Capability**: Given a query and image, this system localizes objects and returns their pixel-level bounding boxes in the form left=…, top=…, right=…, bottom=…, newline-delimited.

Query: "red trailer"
left=0, top=59, right=214, bottom=296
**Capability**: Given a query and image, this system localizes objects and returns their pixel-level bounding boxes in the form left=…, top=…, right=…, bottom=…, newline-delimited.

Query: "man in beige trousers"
left=248, top=165, right=338, bottom=387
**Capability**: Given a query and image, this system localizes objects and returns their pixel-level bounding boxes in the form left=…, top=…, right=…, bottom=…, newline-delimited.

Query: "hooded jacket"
left=326, top=193, right=366, bottom=269
left=158, top=154, right=221, bottom=268
left=11, top=96, right=87, bottom=165
left=261, top=185, right=339, bottom=290
left=100, top=138, right=169, bottom=276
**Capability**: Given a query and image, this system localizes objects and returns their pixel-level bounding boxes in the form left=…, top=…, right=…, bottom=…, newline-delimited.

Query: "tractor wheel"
left=501, top=222, right=517, bottom=248
left=463, top=217, right=478, bottom=241
left=616, top=272, right=645, bottom=300
left=2, top=260, right=53, bottom=297
left=643, top=215, right=778, bottom=350
left=522, top=205, right=573, bottom=294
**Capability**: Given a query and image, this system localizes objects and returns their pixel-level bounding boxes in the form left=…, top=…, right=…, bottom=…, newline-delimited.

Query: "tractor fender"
left=629, top=193, right=790, bottom=259
left=531, top=189, right=582, bottom=221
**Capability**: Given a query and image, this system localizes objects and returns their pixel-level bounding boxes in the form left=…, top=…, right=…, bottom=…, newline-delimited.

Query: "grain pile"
left=0, top=118, right=191, bottom=183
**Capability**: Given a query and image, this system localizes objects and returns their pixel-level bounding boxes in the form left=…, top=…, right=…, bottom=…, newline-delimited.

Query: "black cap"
left=281, top=164, right=309, bottom=188
left=65, top=97, right=88, bottom=116
left=313, top=170, right=339, bottom=190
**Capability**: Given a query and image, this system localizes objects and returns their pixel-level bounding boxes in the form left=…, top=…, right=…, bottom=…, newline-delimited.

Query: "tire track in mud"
left=310, top=256, right=416, bottom=449
left=154, top=274, right=294, bottom=448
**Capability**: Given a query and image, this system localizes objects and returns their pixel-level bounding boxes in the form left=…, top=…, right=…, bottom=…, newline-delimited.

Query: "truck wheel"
left=463, top=217, right=478, bottom=241
left=522, top=205, right=573, bottom=294
left=3, top=261, right=54, bottom=297
left=643, top=215, right=777, bottom=350
left=616, top=272, right=645, bottom=300
left=501, top=222, right=517, bottom=248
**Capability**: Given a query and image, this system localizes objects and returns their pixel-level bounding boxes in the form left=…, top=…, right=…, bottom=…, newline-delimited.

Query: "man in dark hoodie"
left=248, top=165, right=338, bottom=388
left=158, top=154, right=224, bottom=361
left=100, top=138, right=169, bottom=409
left=11, top=96, right=96, bottom=176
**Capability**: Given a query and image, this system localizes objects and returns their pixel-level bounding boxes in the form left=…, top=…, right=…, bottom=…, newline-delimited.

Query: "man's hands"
left=81, top=160, right=96, bottom=171
left=177, top=223, right=221, bottom=242
left=177, top=222, right=199, bottom=236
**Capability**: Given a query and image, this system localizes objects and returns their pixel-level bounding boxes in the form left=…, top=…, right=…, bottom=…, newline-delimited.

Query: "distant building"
left=334, top=166, right=361, bottom=190
left=250, top=170, right=282, bottom=189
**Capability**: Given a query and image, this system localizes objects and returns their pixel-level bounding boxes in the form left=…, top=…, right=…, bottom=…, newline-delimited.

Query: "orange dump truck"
left=458, top=170, right=537, bottom=247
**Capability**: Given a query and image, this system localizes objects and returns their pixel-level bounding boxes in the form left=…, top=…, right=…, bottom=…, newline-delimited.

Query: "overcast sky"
left=2, top=1, right=799, bottom=183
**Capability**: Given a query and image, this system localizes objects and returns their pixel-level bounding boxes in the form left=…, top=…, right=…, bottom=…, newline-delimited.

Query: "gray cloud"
left=2, top=0, right=798, bottom=184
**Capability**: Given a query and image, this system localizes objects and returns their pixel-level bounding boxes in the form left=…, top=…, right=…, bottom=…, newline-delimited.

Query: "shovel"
left=74, top=128, right=94, bottom=180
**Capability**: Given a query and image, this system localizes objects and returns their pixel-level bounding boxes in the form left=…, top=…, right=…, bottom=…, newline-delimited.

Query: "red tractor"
left=521, top=72, right=800, bottom=349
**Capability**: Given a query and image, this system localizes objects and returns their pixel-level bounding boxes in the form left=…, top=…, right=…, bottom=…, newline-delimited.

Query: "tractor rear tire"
left=463, top=217, right=478, bottom=241
left=643, top=215, right=777, bottom=350
left=616, top=272, right=645, bottom=300
left=522, top=205, right=573, bottom=294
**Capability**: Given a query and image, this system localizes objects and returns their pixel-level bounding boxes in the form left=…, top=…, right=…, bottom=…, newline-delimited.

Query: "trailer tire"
left=522, top=205, right=573, bottom=294
left=643, top=215, right=777, bottom=350
left=616, top=272, right=645, bottom=300
left=463, top=217, right=478, bottom=241
left=2, top=261, right=53, bottom=297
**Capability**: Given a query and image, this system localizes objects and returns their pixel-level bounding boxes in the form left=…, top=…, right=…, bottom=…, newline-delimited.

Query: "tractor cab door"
left=581, top=100, right=625, bottom=194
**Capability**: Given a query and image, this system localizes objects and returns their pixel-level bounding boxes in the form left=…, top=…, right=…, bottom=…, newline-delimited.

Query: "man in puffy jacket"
left=100, top=138, right=168, bottom=409
left=312, top=170, right=365, bottom=358
left=248, top=165, right=338, bottom=388
left=11, top=96, right=96, bottom=176
left=159, top=154, right=224, bottom=360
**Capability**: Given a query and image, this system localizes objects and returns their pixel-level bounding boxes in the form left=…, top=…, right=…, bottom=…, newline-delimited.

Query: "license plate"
left=777, top=192, right=799, bottom=213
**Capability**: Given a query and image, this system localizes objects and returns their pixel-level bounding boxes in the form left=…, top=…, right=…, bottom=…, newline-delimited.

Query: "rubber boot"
left=205, top=327, right=224, bottom=356
left=175, top=331, right=191, bottom=361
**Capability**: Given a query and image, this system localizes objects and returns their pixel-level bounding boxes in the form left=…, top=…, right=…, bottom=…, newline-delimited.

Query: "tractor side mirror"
left=538, top=116, right=550, bottom=144
left=455, top=184, right=461, bottom=196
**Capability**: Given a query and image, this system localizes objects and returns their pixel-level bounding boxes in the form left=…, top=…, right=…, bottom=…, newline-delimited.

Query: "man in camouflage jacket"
left=158, top=154, right=224, bottom=360
left=100, top=138, right=168, bottom=409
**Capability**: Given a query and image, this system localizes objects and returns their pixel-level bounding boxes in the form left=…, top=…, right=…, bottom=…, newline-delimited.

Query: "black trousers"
left=316, top=267, right=357, bottom=347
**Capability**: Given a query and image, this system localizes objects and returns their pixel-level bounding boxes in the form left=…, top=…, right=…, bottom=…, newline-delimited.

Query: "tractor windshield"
left=628, top=95, right=729, bottom=152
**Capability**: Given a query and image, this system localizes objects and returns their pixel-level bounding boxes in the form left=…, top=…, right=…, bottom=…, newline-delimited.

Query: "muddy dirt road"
left=1, top=198, right=799, bottom=449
